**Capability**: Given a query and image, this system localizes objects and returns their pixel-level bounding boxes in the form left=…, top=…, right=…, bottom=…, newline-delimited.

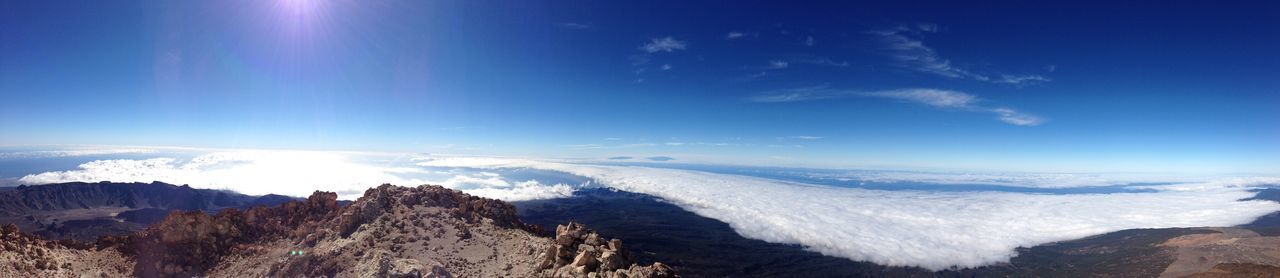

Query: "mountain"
left=0, top=181, right=297, bottom=241
left=0, top=184, right=678, bottom=277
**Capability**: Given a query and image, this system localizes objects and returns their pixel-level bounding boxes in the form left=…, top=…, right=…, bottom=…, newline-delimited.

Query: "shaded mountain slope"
left=0, top=181, right=296, bottom=240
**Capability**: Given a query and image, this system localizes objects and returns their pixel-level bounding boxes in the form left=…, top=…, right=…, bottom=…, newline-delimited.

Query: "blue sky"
left=1, top=1, right=1277, bottom=173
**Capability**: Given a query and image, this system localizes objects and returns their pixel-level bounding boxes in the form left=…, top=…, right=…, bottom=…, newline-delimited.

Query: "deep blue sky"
left=1, top=1, right=1277, bottom=173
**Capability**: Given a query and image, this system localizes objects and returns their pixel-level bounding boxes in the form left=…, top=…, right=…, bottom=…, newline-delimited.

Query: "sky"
left=1, top=0, right=1277, bottom=174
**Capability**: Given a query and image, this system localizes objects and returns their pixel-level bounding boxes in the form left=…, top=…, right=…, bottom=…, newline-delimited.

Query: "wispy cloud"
left=632, top=37, right=686, bottom=75
left=783, top=136, right=824, bottom=140
left=639, top=37, right=687, bottom=53
left=767, top=60, right=789, bottom=69
left=991, top=107, right=1044, bottom=126
left=785, top=55, right=849, bottom=67
left=558, top=22, right=592, bottom=30
left=755, top=55, right=849, bottom=72
left=750, top=86, right=1045, bottom=126
left=861, top=88, right=976, bottom=108
left=803, top=36, right=815, bottom=46
left=737, top=54, right=849, bottom=81
left=567, top=142, right=665, bottom=150
left=995, top=74, right=1050, bottom=85
left=869, top=24, right=1048, bottom=86
left=726, top=31, right=759, bottom=40
left=746, top=85, right=844, bottom=103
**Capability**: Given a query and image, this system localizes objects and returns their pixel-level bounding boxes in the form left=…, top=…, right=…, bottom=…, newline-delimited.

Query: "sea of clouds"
left=10, top=150, right=1280, bottom=270
left=13, top=150, right=575, bottom=201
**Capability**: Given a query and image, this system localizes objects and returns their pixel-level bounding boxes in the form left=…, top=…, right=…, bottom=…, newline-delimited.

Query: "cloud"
left=991, top=107, right=1045, bottom=126
left=803, top=35, right=815, bottom=46
left=784, top=136, right=824, bottom=140
left=860, top=88, right=977, bottom=108
left=756, top=55, right=849, bottom=72
left=995, top=74, right=1051, bottom=86
left=558, top=22, right=592, bottom=30
left=749, top=87, right=1045, bottom=126
left=660, top=64, right=672, bottom=70
left=784, top=55, right=849, bottom=67
left=18, top=151, right=431, bottom=199
left=607, top=156, right=633, bottom=160
left=915, top=22, right=940, bottom=32
left=639, top=37, right=687, bottom=53
left=16, top=151, right=575, bottom=201
left=726, top=31, right=758, bottom=40
left=462, top=180, right=575, bottom=201
left=747, top=85, right=843, bottom=103
left=767, top=60, right=789, bottom=69
left=603, top=137, right=623, bottom=141
left=416, top=157, right=1280, bottom=270
left=646, top=156, right=675, bottom=161
left=870, top=24, right=1048, bottom=86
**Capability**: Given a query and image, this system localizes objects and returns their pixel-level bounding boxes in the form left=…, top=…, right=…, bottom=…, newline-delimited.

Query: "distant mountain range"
left=0, top=181, right=296, bottom=240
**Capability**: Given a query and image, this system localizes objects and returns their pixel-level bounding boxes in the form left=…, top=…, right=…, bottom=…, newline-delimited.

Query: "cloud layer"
left=414, top=156, right=1280, bottom=270
left=17, top=151, right=575, bottom=201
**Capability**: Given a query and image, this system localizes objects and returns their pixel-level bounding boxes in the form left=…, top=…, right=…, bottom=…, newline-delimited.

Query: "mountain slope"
left=0, top=184, right=678, bottom=278
left=0, top=181, right=296, bottom=240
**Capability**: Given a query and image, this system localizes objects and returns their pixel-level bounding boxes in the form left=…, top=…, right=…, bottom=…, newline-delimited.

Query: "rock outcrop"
left=0, top=224, right=133, bottom=277
left=538, top=221, right=677, bottom=278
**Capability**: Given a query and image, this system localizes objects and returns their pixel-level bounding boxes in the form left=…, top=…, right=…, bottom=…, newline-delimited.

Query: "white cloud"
left=785, top=136, right=824, bottom=140
left=660, top=64, right=672, bottom=70
left=747, top=85, right=843, bottom=103
left=558, top=22, right=592, bottom=30
left=767, top=60, right=789, bottom=69
left=442, top=174, right=511, bottom=188
left=19, top=151, right=432, bottom=200
left=639, top=37, right=687, bottom=53
left=785, top=55, right=849, bottom=67
left=756, top=56, right=848, bottom=72
left=860, top=88, right=977, bottom=108
left=750, top=87, right=976, bottom=108
left=750, top=87, right=1043, bottom=126
left=418, top=157, right=1280, bottom=270
left=915, top=22, right=940, bottom=33
left=16, top=151, right=567, bottom=201
left=870, top=24, right=1048, bottom=86
left=804, top=35, right=815, bottom=46
left=991, top=107, right=1045, bottom=126
left=464, top=180, right=575, bottom=202
left=995, top=74, right=1051, bottom=86
left=726, top=32, right=745, bottom=39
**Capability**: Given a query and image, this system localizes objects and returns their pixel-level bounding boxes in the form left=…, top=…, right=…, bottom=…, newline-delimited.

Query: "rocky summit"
left=0, top=184, right=678, bottom=278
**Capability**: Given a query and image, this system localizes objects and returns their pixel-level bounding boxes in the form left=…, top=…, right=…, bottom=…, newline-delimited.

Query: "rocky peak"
left=540, top=221, right=677, bottom=278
